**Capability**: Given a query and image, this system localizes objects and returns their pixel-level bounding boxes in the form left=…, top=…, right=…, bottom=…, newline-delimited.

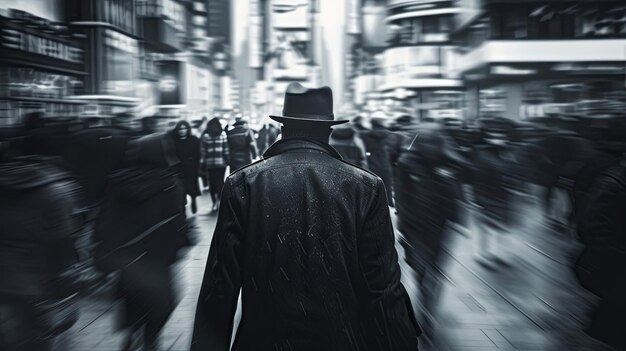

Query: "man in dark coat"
left=192, top=83, right=420, bottom=351
left=227, top=117, right=258, bottom=172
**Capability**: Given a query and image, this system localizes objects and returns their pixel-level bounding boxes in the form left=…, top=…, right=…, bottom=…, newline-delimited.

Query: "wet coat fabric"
left=191, top=138, right=420, bottom=351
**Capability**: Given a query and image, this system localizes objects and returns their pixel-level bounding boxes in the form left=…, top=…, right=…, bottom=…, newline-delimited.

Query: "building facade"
left=381, top=0, right=464, bottom=120
left=0, top=6, right=85, bottom=125
left=453, top=0, right=626, bottom=121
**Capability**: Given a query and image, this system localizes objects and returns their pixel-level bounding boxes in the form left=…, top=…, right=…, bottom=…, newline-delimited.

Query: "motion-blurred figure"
left=200, top=117, right=230, bottom=212
left=192, top=84, right=419, bottom=351
left=256, top=120, right=280, bottom=154
left=226, top=117, right=258, bottom=172
left=93, top=133, right=190, bottom=351
left=395, top=123, right=465, bottom=333
left=0, top=128, right=82, bottom=351
left=329, top=124, right=368, bottom=168
left=360, top=115, right=398, bottom=206
left=471, top=118, right=515, bottom=266
left=170, top=121, right=201, bottom=214
left=574, top=154, right=626, bottom=351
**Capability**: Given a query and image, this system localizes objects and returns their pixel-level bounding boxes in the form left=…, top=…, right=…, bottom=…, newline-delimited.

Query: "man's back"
left=192, top=138, right=419, bottom=351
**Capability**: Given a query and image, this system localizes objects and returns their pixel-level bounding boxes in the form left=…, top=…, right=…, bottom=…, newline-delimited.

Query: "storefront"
left=0, top=9, right=85, bottom=126
left=463, top=62, right=626, bottom=120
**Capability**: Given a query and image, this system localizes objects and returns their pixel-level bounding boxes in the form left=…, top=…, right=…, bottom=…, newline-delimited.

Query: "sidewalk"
left=52, top=195, right=216, bottom=351
left=56, top=192, right=611, bottom=350
left=394, top=191, right=613, bottom=351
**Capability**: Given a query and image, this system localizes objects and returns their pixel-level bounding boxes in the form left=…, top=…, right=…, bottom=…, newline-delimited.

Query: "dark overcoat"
left=191, top=138, right=419, bottom=351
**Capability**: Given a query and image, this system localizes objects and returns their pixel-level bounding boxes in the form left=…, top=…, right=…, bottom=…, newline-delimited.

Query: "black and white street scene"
left=1, top=0, right=625, bottom=350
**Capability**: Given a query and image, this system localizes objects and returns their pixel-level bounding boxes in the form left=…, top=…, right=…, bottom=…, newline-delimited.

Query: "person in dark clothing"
left=170, top=120, right=201, bottom=214
left=329, top=124, right=368, bottom=168
left=0, top=141, right=82, bottom=351
left=360, top=116, right=397, bottom=206
left=192, top=83, right=419, bottom=351
left=256, top=121, right=280, bottom=154
left=200, top=117, right=230, bottom=212
left=471, top=118, right=515, bottom=266
left=226, top=117, right=258, bottom=172
left=93, top=133, right=190, bottom=351
left=395, top=123, right=466, bottom=335
left=574, top=155, right=626, bottom=351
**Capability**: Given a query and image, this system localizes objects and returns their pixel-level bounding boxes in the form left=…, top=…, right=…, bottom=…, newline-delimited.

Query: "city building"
left=453, top=0, right=626, bottom=121
left=64, top=0, right=141, bottom=117
left=381, top=0, right=464, bottom=120
left=0, top=6, right=85, bottom=125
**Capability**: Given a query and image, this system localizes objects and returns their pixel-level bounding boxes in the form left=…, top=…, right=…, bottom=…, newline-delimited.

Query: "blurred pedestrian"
left=93, top=133, right=190, bottom=351
left=256, top=120, right=280, bottom=154
left=226, top=117, right=258, bottom=172
left=360, top=114, right=396, bottom=205
left=192, top=83, right=419, bottom=351
left=0, top=131, right=82, bottom=351
left=395, top=123, right=465, bottom=334
left=329, top=124, right=368, bottom=168
left=471, top=118, right=515, bottom=266
left=200, top=117, right=230, bottom=212
left=170, top=121, right=201, bottom=214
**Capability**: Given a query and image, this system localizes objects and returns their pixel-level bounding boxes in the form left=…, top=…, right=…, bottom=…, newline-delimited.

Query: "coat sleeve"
left=357, top=178, right=420, bottom=350
left=191, top=178, right=244, bottom=351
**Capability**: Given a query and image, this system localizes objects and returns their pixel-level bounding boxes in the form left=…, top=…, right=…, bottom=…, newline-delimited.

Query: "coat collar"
left=263, top=137, right=343, bottom=160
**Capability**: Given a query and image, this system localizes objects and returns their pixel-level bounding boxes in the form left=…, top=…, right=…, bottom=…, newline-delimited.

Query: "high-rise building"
left=207, top=0, right=231, bottom=45
left=453, top=0, right=626, bottom=121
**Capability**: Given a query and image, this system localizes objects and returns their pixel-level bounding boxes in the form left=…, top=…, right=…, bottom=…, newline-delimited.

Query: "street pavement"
left=52, top=190, right=614, bottom=350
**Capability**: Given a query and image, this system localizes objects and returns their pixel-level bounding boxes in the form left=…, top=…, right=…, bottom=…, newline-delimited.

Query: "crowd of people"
left=0, top=106, right=625, bottom=350
left=0, top=112, right=272, bottom=350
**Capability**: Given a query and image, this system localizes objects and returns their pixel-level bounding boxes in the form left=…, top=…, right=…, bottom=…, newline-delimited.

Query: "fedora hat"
left=270, top=83, right=348, bottom=125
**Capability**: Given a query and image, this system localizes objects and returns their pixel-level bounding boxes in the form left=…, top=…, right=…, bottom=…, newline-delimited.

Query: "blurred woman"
left=170, top=121, right=201, bottom=214
left=200, top=117, right=230, bottom=212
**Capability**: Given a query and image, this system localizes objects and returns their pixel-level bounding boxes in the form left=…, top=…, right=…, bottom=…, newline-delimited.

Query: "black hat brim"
left=269, top=115, right=349, bottom=125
